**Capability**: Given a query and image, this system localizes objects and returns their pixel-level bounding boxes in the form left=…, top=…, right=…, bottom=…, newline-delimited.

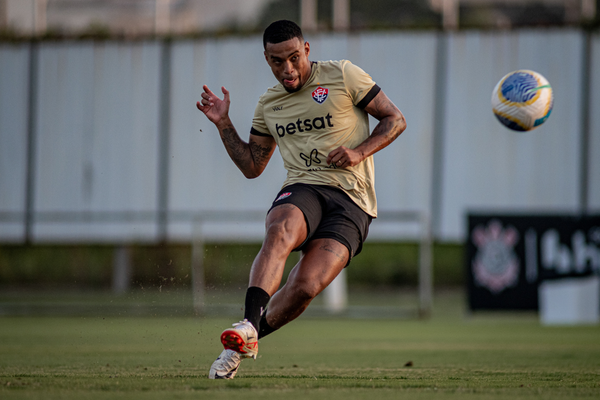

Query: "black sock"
left=258, top=312, right=279, bottom=339
left=244, top=286, right=270, bottom=331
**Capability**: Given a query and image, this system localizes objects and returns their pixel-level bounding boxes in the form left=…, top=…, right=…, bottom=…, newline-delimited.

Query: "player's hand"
left=327, top=146, right=363, bottom=168
left=196, top=85, right=230, bottom=127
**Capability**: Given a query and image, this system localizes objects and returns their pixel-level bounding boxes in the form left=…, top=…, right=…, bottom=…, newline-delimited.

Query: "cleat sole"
left=220, top=329, right=258, bottom=358
left=221, top=330, right=246, bottom=353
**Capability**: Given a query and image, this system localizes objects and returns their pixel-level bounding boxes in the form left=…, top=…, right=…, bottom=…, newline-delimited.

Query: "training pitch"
left=0, top=289, right=599, bottom=399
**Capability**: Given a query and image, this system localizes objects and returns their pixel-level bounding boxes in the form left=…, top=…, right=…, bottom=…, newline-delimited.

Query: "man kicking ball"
left=197, top=20, right=406, bottom=379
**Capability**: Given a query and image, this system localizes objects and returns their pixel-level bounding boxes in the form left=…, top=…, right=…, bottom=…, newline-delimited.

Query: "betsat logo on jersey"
left=274, top=86, right=333, bottom=137
left=274, top=114, right=334, bottom=137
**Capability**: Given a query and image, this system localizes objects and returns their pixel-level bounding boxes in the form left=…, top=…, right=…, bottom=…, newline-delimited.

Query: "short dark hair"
left=263, top=20, right=304, bottom=49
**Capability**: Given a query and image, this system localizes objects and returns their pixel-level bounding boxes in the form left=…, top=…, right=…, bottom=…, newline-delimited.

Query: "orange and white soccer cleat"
left=220, top=319, right=258, bottom=360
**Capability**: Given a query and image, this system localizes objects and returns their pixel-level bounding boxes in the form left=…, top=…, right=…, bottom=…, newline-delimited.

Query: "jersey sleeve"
left=250, top=98, right=272, bottom=137
left=343, top=61, right=380, bottom=109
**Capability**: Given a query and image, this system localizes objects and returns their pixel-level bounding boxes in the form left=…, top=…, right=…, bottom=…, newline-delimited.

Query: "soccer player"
left=197, top=20, right=406, bottom=379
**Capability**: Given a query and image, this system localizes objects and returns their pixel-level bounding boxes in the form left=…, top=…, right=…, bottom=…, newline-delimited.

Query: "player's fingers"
left=202, top=85, right=218, bottom=105
left=200, top=91, right=213, bottom=102
left=197, top=100, right=211, bottom=110
left=326, top=147, right=342, bottom=164
left=199, top=92, right=215, bottom=108
left=203, top=84, right=216, bottom=96
left=197, top=101, right=211, bottom=110
left=329, top=157, right=344, bottom=167
left=221, top=86, right=230, bottom=103
left=197, top=99, right=214, bottom=112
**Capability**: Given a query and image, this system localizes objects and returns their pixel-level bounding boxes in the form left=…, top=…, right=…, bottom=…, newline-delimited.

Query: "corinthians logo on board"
left=472, top=220, right=520, bottom=294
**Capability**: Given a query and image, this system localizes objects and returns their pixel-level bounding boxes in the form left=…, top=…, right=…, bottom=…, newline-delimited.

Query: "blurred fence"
left=1, top=29, right=599, bottom=244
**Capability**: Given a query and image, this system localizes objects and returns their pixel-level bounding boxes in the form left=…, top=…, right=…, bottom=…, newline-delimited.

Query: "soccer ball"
left=491, top=70, right=553, bottom=131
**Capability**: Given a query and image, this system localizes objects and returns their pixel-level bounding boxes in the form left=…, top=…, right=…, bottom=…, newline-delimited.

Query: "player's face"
left=264, top=37, right=311, bottom=93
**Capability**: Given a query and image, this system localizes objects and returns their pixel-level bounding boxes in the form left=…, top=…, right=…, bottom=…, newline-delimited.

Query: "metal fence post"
left=112, top=245, right=132, bottom=294
left=191, top=216, right=205, bottom=315
left=157, top=39, right=172, bottom=242
left=24, top=41, right=39, bottom=244
left=419, top=212, right=434, bottom=318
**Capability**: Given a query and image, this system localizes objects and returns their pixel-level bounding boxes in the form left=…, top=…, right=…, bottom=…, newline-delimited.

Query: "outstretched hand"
left=196, top=85, right=230, bottom=126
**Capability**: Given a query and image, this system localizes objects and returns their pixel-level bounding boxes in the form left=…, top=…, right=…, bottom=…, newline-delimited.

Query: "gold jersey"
left=251, top=60, right=380, bottom=217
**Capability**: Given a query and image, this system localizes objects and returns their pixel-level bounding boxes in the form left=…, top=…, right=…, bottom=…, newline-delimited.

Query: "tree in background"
left=256, top=0, right=595, bottom=31
left=256, top=0, right=440, bottom=31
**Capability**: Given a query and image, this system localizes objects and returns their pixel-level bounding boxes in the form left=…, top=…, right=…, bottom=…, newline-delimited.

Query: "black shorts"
left=268, top=183, right=372, bottom=264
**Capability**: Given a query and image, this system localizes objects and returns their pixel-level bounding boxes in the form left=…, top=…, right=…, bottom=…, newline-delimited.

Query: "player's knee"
left=264, top=219, right=300, bottom=251
left=289, top=280, right=321, bottom=302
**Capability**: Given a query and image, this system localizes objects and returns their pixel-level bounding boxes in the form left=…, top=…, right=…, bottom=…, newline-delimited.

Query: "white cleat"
left=220, top=319, right=259, bottom=360
left=208, top=349, right=241, bottom=379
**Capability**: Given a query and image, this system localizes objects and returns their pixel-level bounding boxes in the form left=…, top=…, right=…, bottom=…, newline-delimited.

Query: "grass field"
left=1, top=289, right=599, bottom=399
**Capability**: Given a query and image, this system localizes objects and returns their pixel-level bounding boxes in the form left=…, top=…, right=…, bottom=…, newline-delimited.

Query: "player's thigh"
left=287, top=238, right=349, bottom=296
left=264, top=203, right=308, bottom=250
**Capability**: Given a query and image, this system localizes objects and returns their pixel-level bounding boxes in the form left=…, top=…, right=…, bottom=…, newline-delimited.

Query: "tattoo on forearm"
left=250, top=141, right=274, bottom=169
left=220, top=124, right=273, bottom=173
left=374, top=116, right=401, bottom=140
left=365, top=97, right=405, bottom=151
left=221, top=126, right=246, bottom=161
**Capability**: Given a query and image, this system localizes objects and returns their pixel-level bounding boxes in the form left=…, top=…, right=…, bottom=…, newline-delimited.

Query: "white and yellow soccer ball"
left=491, top=70, right=553, bottom=131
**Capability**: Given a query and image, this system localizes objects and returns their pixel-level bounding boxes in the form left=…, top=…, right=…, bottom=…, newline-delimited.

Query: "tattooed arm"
left=326, top=89, right=406, bottom=168
left=197, top=85, right=276, bottom=179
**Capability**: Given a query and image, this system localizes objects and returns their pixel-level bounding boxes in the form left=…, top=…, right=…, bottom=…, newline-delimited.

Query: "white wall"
left=31, top=42, right=161, bottom=242
left=0, top=44, right=29, bottom=240
left=589, top=32, right=600, bottom=214
left=440, top=30, right=586, bottom=239
left=0, top=30, right=598, bottom=243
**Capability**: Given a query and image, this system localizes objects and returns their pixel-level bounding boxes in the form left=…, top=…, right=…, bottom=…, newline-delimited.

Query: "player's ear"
left=304, top=41, right=310, bottom=57
left=264, top=50, right=268, bottom=63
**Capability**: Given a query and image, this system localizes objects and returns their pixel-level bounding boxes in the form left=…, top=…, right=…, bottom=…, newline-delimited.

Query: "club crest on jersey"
left=312, top=87, right=329, bottom=104
left=275, top=192, right=292, bottom=202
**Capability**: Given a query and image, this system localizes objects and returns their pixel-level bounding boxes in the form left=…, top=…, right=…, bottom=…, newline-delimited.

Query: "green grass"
left=1, top=290, right=599, bottom=399
left=0, top=241, right=466, bottom=288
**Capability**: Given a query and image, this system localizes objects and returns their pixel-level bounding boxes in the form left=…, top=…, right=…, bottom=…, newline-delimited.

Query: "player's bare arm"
left=197, top=85, right=276, bottom=178
left=326, top=90, right=406, bottom=168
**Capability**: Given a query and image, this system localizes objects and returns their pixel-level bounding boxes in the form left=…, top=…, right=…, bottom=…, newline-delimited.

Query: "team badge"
left=471, top=220, right=520, bottom=294
left=312, top=87, right=328, bottom=104
left=275, top=192, right=292, bottom=202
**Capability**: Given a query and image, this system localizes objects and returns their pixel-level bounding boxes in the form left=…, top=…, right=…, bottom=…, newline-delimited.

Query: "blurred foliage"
left=0, top=0, right=598, bottom=42
left=0, top=242, right=464, bottom=289
left=257, top=0, right=440, bottom=31
left=256, top=0, right=599, bottom=31
left=0, top=245, right=113, bottom=288
left=349, top=0, right=441, bottom=30
left=460, top=3, right=566, bottom=29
